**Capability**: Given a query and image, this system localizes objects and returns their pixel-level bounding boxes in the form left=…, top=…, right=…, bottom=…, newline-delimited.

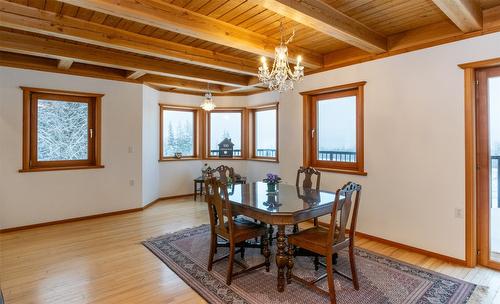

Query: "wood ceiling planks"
left=1, top=0, right=500, bottom=95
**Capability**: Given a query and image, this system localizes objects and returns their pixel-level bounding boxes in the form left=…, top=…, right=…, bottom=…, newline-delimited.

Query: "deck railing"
left=255, top=149, right=277, bottom=157
left=318, top=150, right=356, bottom=162
left=209, top=149, right=242, bottom=157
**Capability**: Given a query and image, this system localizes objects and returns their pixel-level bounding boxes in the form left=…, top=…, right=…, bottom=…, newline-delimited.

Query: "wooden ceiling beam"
left=0, top=0, right=259, bottom=75
left=248, top=0, right=387, bottom=54
left=0, top=51, right=240, bottom=94
left=56, top=0, right=323, bottom=68
left=126, top=70, right=146, bottom=79
left=57, top=59, right=73, bottom=70
left=139, top=74, right=224, bottom=93
left=0, top=30, right=251, bottom=87
left=431, top=0, right=482, bottom=32
left=0, top=51, right=137, bottom=82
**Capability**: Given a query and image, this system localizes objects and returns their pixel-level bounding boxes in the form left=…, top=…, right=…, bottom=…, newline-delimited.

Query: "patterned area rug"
left=143, top=225, right=484, bottom=304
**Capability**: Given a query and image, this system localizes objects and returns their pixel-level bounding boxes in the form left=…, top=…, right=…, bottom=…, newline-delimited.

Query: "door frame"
left=460, top=57, right=500, bottom=268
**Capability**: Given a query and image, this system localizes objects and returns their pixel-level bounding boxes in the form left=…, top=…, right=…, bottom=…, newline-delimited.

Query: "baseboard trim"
left=143, top=193, right=194, bottom=209
left=312, top=220, right=467, bottom=267
left=0, top=193, right=195, bottom=233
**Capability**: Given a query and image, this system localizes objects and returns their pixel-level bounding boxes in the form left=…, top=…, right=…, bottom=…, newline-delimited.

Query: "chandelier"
left=200, top=85, right=216, bottom=111
left=258, top=21, right=304, bottom=92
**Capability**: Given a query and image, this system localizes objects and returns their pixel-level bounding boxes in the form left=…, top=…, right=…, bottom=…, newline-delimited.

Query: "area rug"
left=143, top=225, right=485, bottom=304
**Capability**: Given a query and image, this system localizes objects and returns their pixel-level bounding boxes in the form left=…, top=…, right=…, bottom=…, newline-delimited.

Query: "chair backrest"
left=296, top=166, right=321, bottom=190
left=204, top=176, right=233, bottom=237
left=209, top=165, right=235, bottom=184
left=328, top=182, right=362, bottom=248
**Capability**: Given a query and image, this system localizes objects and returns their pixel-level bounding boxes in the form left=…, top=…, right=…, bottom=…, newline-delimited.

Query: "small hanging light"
left=201, top=84, right=216, bottom=111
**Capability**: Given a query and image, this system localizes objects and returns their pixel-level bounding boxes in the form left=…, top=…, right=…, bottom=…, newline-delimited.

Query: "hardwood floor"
left=1, top=197, right=500, bottom=304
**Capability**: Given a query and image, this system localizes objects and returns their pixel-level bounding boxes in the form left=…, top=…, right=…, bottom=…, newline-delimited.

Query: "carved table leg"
left=268, top=225, right=274, bottom=246
left=287, top=244, right=294, bottom=284
left=276, top=225, right=287, bottom=292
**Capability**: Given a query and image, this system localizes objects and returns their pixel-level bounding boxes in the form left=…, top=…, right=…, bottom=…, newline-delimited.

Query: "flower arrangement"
left=263, top=173, right=281, bottom=185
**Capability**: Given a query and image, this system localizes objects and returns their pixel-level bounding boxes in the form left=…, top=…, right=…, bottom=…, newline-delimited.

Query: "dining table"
left=225, top=181, right=338, bottom=292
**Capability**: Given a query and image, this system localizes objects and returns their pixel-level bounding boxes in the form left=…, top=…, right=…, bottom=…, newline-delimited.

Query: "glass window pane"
left=255, top=109, right=277, bottom=157
left=162, top=110, right=195, bottom=157
left=37, top=99, right=89, bottom=161
left=317, top=96, right=356, bottom=162
left=210, top=112, right=242, bottom=157
left=489, top=76, right=500, bottom=261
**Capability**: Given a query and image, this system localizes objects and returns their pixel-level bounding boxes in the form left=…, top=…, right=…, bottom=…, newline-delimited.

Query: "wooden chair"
left=209, top=165, right=235, bottom=184
left=296, top=166, right=321, bottom=190
left=295, top=167, right=321, bottom=230
left=287, top=182, right=362, bottom=304
left=205, top=177, right=271, bottom=285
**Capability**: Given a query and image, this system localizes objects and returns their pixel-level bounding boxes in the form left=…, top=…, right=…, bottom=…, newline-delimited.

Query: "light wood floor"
left=1, top=197, right=500, bottom=304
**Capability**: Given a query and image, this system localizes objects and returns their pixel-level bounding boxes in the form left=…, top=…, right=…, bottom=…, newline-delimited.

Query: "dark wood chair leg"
left=314, top=256, right=319, bottom=271
left=313, top=217, right=318, bottom=226
left=240, top=244, right=245, bottom=259
left=262, top=234, right=271, bottom=272
left=326, top=253, right=337, bottom=304
left=349, top=245, right=359, bottom=290
left=208, top=233, right=216, bottom=271
left=293, top=224, right=299, bottom=233
left=226, top=242, right=235, bottom=285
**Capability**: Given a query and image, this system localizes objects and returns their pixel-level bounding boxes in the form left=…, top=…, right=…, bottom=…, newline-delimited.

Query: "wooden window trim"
left=20, top=87, right=103, bottom=173
left=159, top=104, right=201, bottom=161
left=302, top=82, right=366, bottom=175
left=250, top=103, right=279, bottom=162
left=204, top=107, right=248, bottom=160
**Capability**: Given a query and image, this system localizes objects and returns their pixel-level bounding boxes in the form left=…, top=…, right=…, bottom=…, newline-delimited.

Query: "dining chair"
left=204, top=177, right=271, bottom=285
left=295, top=166, right=321, bottom=229
left=287, top=182, right=362, bottom=304
left=209, top=165, right=235, bottom=184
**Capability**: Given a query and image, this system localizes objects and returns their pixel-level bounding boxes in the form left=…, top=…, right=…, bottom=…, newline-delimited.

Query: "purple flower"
left=263, top=173, right=282, bottom=184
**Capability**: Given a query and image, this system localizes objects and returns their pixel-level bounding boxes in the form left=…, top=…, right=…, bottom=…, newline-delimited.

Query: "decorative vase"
left=267, top=183, right=277, bottom=193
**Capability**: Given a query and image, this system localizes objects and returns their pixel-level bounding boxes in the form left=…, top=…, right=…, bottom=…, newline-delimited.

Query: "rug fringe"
left=467, top=285, right=489, bottom=304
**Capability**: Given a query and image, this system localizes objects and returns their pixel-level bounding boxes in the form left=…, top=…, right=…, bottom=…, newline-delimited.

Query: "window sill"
left=159, top=157, right=201, bottom=162
left=314, top=167, right=367, bottom=176
left=248, top=158, right=279, bottom=163
left=19, top=165, right=105, bottom=173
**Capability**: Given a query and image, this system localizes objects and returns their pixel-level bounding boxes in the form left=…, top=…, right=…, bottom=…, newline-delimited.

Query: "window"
left=207, top=110, right=245, bottom=158
left=251, top=104, right=278, bottom=160
left=21, top=87, right=103, bottom=172
left=302, top=82, right=366, bottom=175
left=160, top=106, right=199, bottom=160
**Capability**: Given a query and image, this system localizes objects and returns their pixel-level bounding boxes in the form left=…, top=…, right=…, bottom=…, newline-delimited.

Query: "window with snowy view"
left=21, top=88, right=101, bottom=171
left=37, top=100, right=89, bottom=161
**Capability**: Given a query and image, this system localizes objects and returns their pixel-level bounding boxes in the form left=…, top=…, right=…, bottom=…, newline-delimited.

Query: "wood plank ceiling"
left=1, top=0, right=500, bottom=96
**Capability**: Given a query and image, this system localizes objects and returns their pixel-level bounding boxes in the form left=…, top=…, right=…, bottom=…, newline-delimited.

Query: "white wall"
left=0, top=67, right=143, bottom=229
left=141, top=85, right=160, bottom=206
left=271, top=32, right=500, bottom=260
